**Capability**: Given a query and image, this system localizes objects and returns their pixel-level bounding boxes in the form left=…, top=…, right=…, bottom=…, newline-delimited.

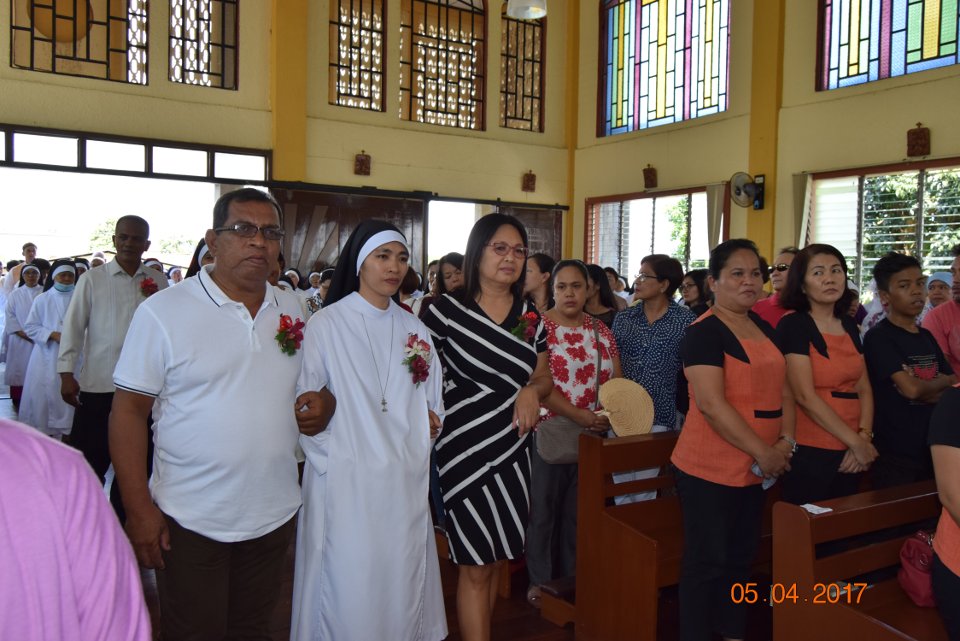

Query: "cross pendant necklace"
left=361, top=314, right=394, bottom=413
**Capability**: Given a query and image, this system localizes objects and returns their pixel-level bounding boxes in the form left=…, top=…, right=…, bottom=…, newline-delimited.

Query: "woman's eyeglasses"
left=486, top=242, right=529, bottom=259
left=768, top=263, right=790, bottom=274
left=635, top=273, right=660, bottom=283
left=679, top=283, right=697, bottom=291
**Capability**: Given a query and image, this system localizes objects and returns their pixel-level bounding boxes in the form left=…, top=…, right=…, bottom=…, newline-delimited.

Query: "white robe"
left=292, top=292, right=447, bottom=641
left=19, top=288, right=77, bottom=436
left=3, top=285, right=41, bottom=385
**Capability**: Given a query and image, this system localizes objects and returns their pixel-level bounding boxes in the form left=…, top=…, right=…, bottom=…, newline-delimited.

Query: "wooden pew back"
left=773, top=481, right=946, bottom=641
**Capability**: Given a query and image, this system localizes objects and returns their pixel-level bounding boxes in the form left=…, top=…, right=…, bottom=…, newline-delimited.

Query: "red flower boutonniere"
left=140, top=277, right=159, bottom=298
left=403, top=333, right=432, bottom=387
left=276, top=314, right=305, bottom=356
left=510, top=311, right=539, bottom=342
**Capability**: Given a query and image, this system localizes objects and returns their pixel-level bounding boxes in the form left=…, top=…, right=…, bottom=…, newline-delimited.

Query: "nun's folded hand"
left=296, top=388, right=337, bottom=436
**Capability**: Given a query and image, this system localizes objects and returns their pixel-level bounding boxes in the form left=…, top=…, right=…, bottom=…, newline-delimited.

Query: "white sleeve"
left=57, top=272, right=93, bottom=374
left=23, top=296, right=53, bottom=345
left=297, top=316, right=330, bottom=396
left=112, top=303, right=169, bottom=398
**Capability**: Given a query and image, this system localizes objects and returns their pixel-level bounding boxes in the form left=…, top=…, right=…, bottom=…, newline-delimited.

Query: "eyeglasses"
left=214, top=222, right=285, bottom=241
left=679, top=283, right=698, bottom=291
left=486, top=242, right=529, bottom=259
left=635, top=273, right=661, bottom=283
left=768, top=263, right=790, bottom=274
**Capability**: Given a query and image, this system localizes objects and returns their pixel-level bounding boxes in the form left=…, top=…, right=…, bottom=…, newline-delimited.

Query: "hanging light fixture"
left=506, top=0, right=547, bottom=20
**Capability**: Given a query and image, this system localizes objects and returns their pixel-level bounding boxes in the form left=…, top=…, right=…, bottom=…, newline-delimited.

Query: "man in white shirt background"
left=109, top=188, right=334, bottom=639
left=2, top=242, right=38, bottom=295
left=57, top=216, right=167, bottom=517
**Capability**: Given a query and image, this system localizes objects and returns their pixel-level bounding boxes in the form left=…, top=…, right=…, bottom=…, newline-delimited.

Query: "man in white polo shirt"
left=109, top=188, right=334, bottom=639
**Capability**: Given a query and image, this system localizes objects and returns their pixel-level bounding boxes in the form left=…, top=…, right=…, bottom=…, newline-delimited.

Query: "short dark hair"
left=437, top=252, right=464, bottom=295
left=116, top=215, right=150, bottom=237
left=709, top=238, right=760, bottom=280
left=641, top=254, right=684, bottom=298
left=873, top=252, right=923, bottom=292
left=212, top=188, right=282, bottom=229
left=528, top=253, right=556, bottom=276
left=585, top=263, right=619, bottom=309
left=603, top=266, right=619, bottom=278
left=459, top=214, right=529, bottom=303
left=22, top=242, right=36, bottom=251
left=952, top=244, right=960, bottom=258
left=780, top=244, right=855, bottom=317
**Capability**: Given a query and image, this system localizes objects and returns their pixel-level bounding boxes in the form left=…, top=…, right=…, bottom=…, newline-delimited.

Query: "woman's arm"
left=933, top=445, right=960, bottom=526
left=514, top=352, right=553, bottom=436
left=685, top=364, right=790, bottom=477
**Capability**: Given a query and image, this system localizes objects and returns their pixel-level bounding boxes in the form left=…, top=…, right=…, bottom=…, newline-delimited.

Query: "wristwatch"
left=777, top=435, right=798, bottom=454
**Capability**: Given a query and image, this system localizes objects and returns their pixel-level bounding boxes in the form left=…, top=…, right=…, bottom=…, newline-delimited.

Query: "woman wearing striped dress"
left=423, top=214, right=552, bottom=641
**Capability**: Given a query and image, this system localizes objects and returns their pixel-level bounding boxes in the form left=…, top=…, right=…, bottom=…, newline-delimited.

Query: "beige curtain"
left=793, top=173, right=813, bottom=246
left=705, top=183, right=726, bottom=250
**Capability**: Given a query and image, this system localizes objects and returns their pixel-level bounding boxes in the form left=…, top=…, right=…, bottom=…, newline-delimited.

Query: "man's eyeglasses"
left=215, top=222, right=285, bottom=241
left=486, top=242, right=529, bottom=259
left=768, top=263, right=790, bottom=274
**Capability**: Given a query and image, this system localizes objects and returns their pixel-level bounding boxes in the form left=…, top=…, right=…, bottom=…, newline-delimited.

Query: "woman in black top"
left=584, top=263, right=619, bottom=328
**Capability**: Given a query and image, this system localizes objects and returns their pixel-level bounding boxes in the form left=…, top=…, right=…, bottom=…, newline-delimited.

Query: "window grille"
left=399, top=0, right=486, bottom=130
left=169, top=0, right=238, bottom=89
left=330, top=0, right=385, bottom=110
left=10, top=0, right=148, bottom=84
left=500, top=11, right=544, bottom=131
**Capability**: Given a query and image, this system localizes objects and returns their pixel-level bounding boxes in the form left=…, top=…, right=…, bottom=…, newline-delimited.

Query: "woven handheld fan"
left=597, top=379, right=655, bottom=437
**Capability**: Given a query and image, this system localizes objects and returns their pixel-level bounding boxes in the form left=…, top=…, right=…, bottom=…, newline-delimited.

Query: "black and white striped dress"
left=423, top=293, right=546, bottom=565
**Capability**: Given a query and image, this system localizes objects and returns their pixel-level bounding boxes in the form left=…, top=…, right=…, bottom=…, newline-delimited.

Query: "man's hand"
left=125, top=503, right=171, bottom=569
left=60, top=373, right=80, bottom=407
left=295, top=388, right=337, bottom=436
left=428, top=410, right=442, bottom=440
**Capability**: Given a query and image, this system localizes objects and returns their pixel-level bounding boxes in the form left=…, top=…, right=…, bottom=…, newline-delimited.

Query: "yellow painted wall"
left=302, top=1, right=569, bottom=205
left=0, top=1, right=273, bottom=148
left=776, top=0, right=960, bottom=251
left=570, top=0, right=756, bottom=257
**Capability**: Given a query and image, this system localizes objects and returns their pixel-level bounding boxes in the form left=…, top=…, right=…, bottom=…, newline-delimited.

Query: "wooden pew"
left=541, top=431, right=777, bottom=641
left=773, top=481, right=946, bottom=641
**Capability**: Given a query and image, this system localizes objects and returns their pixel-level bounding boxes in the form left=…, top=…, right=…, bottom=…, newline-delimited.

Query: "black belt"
left=754, top=409, right=783, bottom=419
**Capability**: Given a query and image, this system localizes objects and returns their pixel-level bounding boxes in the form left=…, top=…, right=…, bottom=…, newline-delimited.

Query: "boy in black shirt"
left=863, top=252, right=956, bottom=488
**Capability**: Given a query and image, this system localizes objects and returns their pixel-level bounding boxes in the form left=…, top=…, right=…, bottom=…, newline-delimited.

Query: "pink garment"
left=752, top=293, right=789, bottom=328
left=0, top=419, right=151, bottom=641
left=922, top=300, right=960, bottom=375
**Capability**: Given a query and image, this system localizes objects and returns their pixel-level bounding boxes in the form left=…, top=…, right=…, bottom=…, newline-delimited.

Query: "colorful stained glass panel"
left=819, top=0, right=960, bottom=90
left=601, top=0, right=730, bottom=136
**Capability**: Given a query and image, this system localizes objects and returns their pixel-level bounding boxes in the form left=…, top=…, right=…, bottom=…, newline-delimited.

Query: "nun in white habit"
left=291, top=220, right=447, bottom=641
left=3, top=264, right=42, bottom=396
left=19, top=260, right=79, bottom=437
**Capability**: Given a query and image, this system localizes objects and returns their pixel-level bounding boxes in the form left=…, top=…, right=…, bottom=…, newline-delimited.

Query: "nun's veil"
left=44, top=259, right=77, bottom=293
left=324, top=220, right=408, bottom=308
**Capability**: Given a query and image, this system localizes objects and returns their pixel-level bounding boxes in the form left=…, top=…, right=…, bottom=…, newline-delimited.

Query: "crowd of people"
left=1, top=195, right=959, bottom=641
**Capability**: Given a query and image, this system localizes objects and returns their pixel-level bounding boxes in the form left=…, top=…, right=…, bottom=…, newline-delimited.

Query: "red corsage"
left=510, top=311, right=539, bottom=341
left=140, top=277, right=159, bottom=297
left=275, top=314, right=305, bottom=356
left=403, top=333, right=432, bottom=387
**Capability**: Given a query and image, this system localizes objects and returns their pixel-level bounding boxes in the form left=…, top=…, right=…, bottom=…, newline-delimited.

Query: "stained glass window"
left=599, top=0, right=730, bottom=136
left=818, top=0, right=960, bottom=90
left=399, top=0, right=485, bottom=130
left=169, top=0, right=238, bottom=89
left=500, top=10, right=545, bottom=132
left=330, top=0, right=385, bottom=110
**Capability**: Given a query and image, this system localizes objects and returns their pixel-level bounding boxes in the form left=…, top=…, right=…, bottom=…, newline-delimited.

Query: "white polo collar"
left=198, top=264, right=277, bottom=310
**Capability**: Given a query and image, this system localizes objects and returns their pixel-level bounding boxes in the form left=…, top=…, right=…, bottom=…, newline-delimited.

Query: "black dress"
left=423, top=293, right=546, bottom=565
